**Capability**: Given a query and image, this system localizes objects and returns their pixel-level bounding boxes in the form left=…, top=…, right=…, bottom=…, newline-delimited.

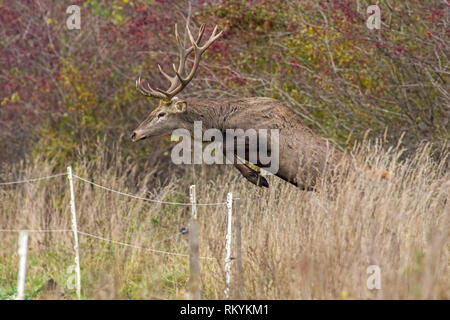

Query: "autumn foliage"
left=0, top=0, right=448, bottom=165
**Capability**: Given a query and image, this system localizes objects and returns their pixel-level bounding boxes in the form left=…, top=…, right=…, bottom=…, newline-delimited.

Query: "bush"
left=0, top=0, right=448, bottom=166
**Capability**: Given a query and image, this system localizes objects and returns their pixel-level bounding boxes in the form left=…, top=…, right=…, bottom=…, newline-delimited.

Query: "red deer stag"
left=131, top=24, right=384, bottom=189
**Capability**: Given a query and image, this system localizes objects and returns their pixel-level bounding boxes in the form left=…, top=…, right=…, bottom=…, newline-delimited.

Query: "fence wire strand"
left=0, top=171, right=230, bottom=206
left=0, top=229, right=71, bottom=233
left=77, top=230, right=215, bottom=260
left=0, top=173, right=67, bottom=186
left=72, top=174, right=227, bottom=206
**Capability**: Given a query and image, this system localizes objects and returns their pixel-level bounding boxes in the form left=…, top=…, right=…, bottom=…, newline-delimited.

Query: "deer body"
left=132, top=24, right=349, bottom=188
left=133, top=96, right=347, bottom=189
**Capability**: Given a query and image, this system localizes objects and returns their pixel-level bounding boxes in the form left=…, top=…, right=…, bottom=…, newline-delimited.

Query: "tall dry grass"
left=0, top=141, right=448, bottom=299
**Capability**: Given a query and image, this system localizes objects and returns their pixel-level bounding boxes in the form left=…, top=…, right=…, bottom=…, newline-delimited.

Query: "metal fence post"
left=188, top=185, right=200, bottom=299
left=67, top=166, right=81, bottom=300
left=224, top=192, right=233, bottom=298
left=234, top=198, right=243, bottom=298
left=15, top=230, right=29, bottom=300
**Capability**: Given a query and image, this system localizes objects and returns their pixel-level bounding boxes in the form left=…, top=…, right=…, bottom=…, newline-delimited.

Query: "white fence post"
left=190, top=185, right=197, bottom=219
left=67, top=166, right=81, bottom=300
left=188, top=185, right=201, bottom=299
left=234, top=198, right=243, bottom=298
left=224, top=192, right=233, bottom=298
left=15, top=230, right=29, bottom=300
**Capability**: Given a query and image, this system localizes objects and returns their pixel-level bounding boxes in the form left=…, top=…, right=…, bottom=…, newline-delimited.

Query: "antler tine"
left=146, top=82, right=174, bottom=100
left=172, top=63, right=181, bottom=76
left=174, top=24, right=185, bottom=54
left=158, top=64, right=178, bottom=87
left=136, top=76, right=169, bottom=100
left=167, top=24, right=222, bottom=98
left=169, top=23, right=198, bottom=91
left=136, top=24, right=222, bottom=101
left=186, top=25, right=199, bottom=50
left=177, top=23, right=205, bottom=52
left=196, top=24, right=206, bottom=44
left=136, top=77, right=149, bottom=96
left=175, top=23, right=183, bottom=48
left=166, top=23, right=195, bottom=92
left=199, top=25, right=223, bottom=52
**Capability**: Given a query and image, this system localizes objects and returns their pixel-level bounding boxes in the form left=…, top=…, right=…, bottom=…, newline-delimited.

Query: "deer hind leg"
left=234, top=162, right=269, bottom=188
left=222, top=147, right=268, bottom=188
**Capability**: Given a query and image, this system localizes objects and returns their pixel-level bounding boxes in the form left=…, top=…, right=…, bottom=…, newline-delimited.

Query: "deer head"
left=131, top=24, right=222, bottom=141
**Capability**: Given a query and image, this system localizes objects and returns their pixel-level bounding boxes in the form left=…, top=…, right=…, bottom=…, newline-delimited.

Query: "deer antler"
left=136, top=24, right=222, bottom=101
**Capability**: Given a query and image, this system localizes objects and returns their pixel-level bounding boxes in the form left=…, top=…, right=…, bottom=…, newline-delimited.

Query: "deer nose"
left=131, top=132, right=137, bottom=141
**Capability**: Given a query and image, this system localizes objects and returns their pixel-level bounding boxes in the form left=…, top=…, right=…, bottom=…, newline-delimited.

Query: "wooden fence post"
left=188, top=185, right=200, bottom=299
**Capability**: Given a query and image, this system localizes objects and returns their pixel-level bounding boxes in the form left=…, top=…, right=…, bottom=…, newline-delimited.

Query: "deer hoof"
left=257, top=176, right=269, bottom=188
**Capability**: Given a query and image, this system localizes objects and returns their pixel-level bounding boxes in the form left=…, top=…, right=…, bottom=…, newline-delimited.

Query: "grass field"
left=0, top=142, right=448, bottom=300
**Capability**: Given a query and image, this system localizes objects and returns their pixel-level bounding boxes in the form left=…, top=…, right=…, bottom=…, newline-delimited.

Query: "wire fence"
left=0, top=167, right=236, bottom=299
left=0, top=229, right=214, bottom=260
left=0, top=171, right=225, bottom=259
left=0, top=172, right=228, bottom=205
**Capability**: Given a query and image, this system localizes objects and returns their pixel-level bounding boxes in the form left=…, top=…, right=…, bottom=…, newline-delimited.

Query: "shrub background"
left=1, top=0, right=448, bottom=168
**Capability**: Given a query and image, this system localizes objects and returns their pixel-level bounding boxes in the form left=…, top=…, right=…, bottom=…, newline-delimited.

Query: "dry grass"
left=0, top=141, right=448, bottom=300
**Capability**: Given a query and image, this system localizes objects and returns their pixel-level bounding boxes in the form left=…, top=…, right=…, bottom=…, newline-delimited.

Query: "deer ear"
left=174, top=101, right=187, bottom=113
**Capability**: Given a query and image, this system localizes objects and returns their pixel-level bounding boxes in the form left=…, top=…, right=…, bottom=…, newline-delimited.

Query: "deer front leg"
left=222, top=146, right=269, bottom=188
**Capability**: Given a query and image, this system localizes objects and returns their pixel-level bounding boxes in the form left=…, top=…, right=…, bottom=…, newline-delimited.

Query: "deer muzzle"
left=131, top=130, right=147, bottom=142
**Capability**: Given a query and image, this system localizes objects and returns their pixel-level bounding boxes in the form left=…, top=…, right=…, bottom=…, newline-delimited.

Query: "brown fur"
left=132, top=97, right=353, bottom=189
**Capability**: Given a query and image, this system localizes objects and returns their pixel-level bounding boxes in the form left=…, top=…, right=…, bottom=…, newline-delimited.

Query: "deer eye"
left=157, top=112, right=166, bottom=118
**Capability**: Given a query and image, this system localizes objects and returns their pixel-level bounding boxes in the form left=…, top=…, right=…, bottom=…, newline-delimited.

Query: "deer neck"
left=184, top=98, right=234, bottom=132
